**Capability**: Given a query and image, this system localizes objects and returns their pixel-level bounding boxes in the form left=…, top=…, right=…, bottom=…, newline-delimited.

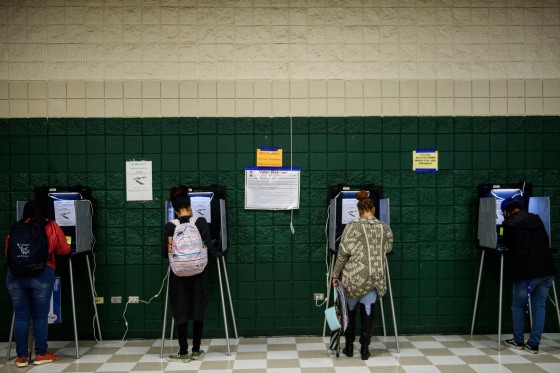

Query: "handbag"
left=324, top=307, right=341, bottom=330
left=324, top=286, right=341, bottom=330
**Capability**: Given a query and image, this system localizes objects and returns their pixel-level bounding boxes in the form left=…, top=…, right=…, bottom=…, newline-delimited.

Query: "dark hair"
left=169, top=185, right=189, bottom=200
left=503, top=201, right=522, bottom=215
left=356, top=190, right=375, bottom=213
left=501, top=196, right=523, bottom=214
left=169, top=185, right=191, bottom=212
left=22, top=200, right=46, bottom=222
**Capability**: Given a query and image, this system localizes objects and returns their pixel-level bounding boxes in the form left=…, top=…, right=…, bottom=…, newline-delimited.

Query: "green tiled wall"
left=0, top=116, right=559, bottom=340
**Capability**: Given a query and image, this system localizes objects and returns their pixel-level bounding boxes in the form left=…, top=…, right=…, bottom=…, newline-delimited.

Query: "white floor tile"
left=426, top=355, right=467, bottom=365
left=266, top=350, right=299, bottom=359
left=402, top=365, right=441, bottom=373
left=96, top=362, right=136, bottom=371
left=299, top=357, right=335, bottom=368
left=232, top=359, right=267, bottom=369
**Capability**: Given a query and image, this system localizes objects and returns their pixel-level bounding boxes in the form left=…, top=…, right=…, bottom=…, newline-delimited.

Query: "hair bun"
left=355, top=190, right=369, bottom=201
left=170, top=185, right=189, bottom=200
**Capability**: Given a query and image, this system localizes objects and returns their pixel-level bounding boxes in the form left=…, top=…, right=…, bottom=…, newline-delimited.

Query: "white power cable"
left=85, top=200, right=102, bottom=344
left=121, top=268, right=170, bottom=342
left=289, top=116, right=295, bottom=235
left=314, top=205, right=331, bottom=308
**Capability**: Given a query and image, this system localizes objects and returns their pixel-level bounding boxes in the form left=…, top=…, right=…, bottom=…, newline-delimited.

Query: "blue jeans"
left=346, top=289, right=378, bottom=316
left=512, top=276, right=554, bottom=347
left=6, top=267, right=55, bottom=357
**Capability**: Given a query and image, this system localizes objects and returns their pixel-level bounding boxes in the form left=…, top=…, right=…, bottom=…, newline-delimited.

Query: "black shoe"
left=342, top=343, right=353, bottom=357
left=504, top=338, right=524, bottom=350
left=525, top=344, right=539, bottom=354
left=360, top=344, right=370, bottom=360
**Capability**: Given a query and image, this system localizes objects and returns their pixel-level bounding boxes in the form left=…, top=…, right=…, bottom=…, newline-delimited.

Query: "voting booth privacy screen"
left=17, top=186, right=94, bottom=254
left=328, top=184, right=387, bottom=254
left=476, top=182, right=551, bottom=250
left=165, top=185, right=228, bottom=255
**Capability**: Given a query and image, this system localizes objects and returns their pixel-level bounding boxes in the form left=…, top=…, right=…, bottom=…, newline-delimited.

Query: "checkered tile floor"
left=2, top=334, right=560, bottom=372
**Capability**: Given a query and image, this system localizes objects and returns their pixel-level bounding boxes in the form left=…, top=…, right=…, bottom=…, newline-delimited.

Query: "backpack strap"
left=171, top=219, right=180, bottom=227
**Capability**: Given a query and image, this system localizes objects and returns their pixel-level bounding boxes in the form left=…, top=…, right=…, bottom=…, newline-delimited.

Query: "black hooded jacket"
left=502, top=210, right=557, bottom=281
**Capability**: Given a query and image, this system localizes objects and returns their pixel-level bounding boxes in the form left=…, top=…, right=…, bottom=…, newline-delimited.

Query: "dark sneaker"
left=167, top=352, right=190, bottom=362
left=33, top=352, right=59, bottom=365
left=525, top=344, right=539, bottom=354
left=504, top=338, right=524, bottom=350
left=15, top=356, right=29, bottom=367
left=190, top=350, right=205, bottom=360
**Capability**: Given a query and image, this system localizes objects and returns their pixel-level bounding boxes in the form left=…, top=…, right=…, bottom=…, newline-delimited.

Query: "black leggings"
left=177, top=320, right=203, bottom=355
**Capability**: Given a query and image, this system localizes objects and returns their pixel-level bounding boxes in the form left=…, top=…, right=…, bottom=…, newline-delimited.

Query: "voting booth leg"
left=379, top=298, right=387, bottom=337
left=322, top=253, right=336, bottom=338
left=220, top=256, right=238, bottom=339
left=385, top=259, right=400, bottom=353
left=160, top=267, right=171, bottom=358
left=552, top=281, right=560, bottom=328
left=68, top=256, right=80, bottom=359
left=86, top=255, right=102, bottom=342
left=216, top=258, right=231, bottom=356
left=384, top=260, right=399, bottom=353
left=470, top=250, right=486, bottom=335
left=216, top=257, right=232, bottom=356
left=7, top=312, right=15, bottom=361
left=497, top=254, right=504, bottom=351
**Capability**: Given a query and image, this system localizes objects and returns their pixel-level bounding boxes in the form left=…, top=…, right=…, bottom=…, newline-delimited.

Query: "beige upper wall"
left=0, top=0, right=559, bottom=117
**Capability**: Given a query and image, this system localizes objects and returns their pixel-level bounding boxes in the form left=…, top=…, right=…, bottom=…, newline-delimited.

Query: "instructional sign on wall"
left=53, top=200, right=76, bottom=227
left=126, top=161, right=153, bottom=201
left=245, top=167, right=300, bottom=210
left=412, top=149, right=438, bottom=173
left=257, top=147, right=283, bottom=167
left=341, top=198, right=360, bottom=224
left=190, top=195, right=212, bottom=223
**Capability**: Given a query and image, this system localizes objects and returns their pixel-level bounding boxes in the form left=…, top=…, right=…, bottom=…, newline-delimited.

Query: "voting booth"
left=160, top=185, right=237, bottom=357
left=323, top=184, right=399, bottom=353
left=34, top=186, right=94, bottom=254
left=327, top=184, right=385, bottom=254
left=164, top=185, right=229, bottom=255
left=8, top=186, right=101, bottom=361
left=471, top=182, right=559, bottom=350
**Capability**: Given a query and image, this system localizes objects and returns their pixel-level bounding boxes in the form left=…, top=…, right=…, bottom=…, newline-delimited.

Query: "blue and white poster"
left=244, top=167, right=300, bottom=210
left=48, top=277, right=61, bottom=324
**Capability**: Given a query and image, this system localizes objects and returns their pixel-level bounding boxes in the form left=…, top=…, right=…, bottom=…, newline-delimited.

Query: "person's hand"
left=332, top=278, right=338, bottom=286
left=168, top=243, right=172, bottom=253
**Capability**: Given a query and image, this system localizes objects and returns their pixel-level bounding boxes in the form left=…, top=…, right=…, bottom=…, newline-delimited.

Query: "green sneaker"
left=190, top=350, right=205, bottom=360
left=167, top=352, right=190, bottom=363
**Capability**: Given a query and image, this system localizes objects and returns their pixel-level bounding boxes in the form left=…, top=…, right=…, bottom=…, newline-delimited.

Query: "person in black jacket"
left=501, top=197, right=557, bottom=354
left=162, top=186, right=213, bottom=363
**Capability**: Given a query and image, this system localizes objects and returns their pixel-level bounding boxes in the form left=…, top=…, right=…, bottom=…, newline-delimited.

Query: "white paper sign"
left=53, top=200, right=76, bottom=227
left=126, top=161, right=153, bottom=201
left=341, top=198, right=359, bottom=224
left=191, top=195, right=212, bottom=223
left=245, top=167, right=300, bottom=210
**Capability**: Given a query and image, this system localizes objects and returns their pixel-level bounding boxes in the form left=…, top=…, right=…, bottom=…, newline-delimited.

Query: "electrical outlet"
left=128, top=296, right=140, bottom=304
left=111, top=296, right=122, bottom=304
left=95, top=297, right=104, bottom=304
left=314, top=293, right=324, bottom=301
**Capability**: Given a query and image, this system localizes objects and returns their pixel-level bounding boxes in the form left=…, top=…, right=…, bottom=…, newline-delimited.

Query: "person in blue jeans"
left=501, top=197, right=557, bottom=354
left=5, top=201, right=71, bottom=367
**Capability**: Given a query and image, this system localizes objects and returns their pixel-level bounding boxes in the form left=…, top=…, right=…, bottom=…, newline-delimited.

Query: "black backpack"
left=7, top=218, right=50, bottom=277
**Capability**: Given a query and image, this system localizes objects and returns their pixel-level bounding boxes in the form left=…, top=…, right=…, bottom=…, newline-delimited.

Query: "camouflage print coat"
left=332, top=216, right=393, bottom=298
